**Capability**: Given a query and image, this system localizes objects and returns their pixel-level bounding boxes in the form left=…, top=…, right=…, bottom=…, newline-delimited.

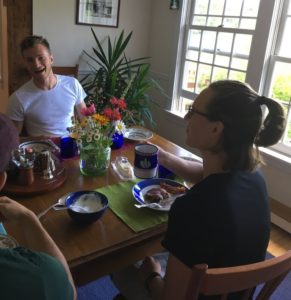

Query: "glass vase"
left=79, top=144, right=111, bottom=176
left=111, top=132, right=124, bottom=150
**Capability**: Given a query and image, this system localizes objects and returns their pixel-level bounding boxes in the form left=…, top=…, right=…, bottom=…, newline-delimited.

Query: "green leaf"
left=81, top=29, right=166, bottom=128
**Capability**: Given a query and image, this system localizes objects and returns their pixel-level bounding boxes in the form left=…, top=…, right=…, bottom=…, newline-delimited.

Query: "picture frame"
left=76, top=0, right=120, bottom=28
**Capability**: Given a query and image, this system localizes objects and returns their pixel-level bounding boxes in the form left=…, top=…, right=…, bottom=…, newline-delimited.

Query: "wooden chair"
left=185, top=250, right=291, bottom=300
left=52, top=64, right=79, bottom=78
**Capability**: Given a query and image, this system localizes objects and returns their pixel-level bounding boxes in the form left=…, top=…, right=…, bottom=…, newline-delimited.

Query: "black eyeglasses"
left=186, top=106, right=211, bottom=119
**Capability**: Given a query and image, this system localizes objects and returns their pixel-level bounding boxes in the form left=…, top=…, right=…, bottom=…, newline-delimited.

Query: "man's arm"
left=0, top=196, right=76, bottom=300
left=75, top=101, right=87, bottom=121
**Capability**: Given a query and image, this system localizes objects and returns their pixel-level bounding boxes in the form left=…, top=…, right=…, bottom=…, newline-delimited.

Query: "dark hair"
left=206, top=80, right=286, bottom=171
left=20, top=35, right=51, bottom=55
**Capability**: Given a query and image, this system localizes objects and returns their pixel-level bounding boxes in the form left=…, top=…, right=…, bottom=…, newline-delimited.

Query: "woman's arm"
left=158, top=147, right=203, bottom=184
left=0, top=196, right=76, bottom=300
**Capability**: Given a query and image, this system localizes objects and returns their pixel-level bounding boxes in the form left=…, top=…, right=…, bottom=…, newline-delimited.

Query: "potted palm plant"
left=81, top=28, right=161, bottom=128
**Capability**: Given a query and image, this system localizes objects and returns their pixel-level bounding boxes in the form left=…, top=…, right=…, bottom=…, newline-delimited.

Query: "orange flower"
left=92, top=113, right=110, bottom=126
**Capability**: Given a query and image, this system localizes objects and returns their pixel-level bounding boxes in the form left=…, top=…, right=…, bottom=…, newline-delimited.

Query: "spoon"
left=53, top=205, right=89, bottom=213
left=37, top=193, right=68, bottom=219
left=134, top=203, right=163, bottom=209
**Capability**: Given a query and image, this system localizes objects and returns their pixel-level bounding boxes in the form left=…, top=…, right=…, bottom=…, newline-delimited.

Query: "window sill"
left=164, top=109, right=185, bottom=124
left=260, top=148, right=291, bottom=174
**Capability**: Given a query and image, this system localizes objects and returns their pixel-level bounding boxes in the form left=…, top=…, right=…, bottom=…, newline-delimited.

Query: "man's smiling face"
left=22, top=44, right=53, bottom=82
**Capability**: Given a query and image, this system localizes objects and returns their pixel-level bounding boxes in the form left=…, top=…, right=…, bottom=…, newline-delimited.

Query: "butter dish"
left=111, top=156, right=135, bottom=181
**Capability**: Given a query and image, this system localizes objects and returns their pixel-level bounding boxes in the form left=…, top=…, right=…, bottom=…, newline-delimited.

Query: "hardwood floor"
left=268, top=223, right=291, bottom=256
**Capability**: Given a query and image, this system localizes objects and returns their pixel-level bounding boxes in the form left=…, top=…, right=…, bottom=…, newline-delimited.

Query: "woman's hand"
left=139, top=256, right=162, bottom=281
left=157, top=146, right=170, bottom=166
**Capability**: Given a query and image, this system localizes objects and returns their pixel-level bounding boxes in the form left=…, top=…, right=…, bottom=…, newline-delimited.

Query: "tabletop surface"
left=4, top=132, right=197, bottom=285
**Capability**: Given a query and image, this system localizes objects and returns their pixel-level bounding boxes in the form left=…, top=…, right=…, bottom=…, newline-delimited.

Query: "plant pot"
left=79, top=145, right=111, bottom=176
left=111, top=132, right=124, bottom=150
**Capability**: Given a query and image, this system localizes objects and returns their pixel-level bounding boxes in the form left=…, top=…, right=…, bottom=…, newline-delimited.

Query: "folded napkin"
left=96, top=181, right=168, bottom=232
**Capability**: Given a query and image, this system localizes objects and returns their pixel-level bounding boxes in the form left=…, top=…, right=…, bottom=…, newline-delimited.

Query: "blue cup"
left=60, top=136, right=78, bottom=159
left=134, top=144, right=158, bottom=178
left=158, top=164, right=175, bottom=179
left=111, top=132, right=124, bottom=150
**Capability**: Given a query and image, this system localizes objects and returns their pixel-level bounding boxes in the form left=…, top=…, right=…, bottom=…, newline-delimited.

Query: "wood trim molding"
left=7, top=0, right=32, bottom=94
left=270, top=197, right=291, bottom=224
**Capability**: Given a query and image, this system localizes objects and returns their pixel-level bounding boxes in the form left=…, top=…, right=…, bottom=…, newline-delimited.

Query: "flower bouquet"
left=70, top=97, right=127, bottom=176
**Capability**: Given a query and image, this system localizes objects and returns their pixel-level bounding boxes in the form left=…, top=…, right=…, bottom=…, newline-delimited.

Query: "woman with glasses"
left=112, top=80, right=286, bottom=300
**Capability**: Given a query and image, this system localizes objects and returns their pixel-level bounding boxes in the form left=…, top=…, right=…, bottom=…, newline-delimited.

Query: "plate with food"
left=124, top=128, right=153, bottom=142
left=132, top=178, right=187, bottom=211
left=0, top=234, right=18, bottom=249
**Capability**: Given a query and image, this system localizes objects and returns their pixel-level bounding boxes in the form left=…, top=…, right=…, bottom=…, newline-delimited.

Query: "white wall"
left=33, top=0, right=291, bottom=233
left=33, top=0, right=153, bottom=72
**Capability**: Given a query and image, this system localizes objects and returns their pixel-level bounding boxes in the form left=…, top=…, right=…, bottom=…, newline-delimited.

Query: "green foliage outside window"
left=272, top=75, right=291, bottom=143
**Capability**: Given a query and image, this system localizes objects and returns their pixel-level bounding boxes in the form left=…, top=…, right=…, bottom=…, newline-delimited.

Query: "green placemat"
left=96, top=181, right=168, bottom=232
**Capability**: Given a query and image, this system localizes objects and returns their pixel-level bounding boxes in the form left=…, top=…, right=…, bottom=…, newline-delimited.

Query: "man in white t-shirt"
left=6, top=35, right=87, bottom=137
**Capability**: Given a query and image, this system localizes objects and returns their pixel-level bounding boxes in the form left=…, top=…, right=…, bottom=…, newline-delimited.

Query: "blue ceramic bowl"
left=65, top=191, right=108, bottom=225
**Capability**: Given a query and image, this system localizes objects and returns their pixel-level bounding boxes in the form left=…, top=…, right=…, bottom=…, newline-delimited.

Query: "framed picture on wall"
left=76, top=0, right=120, bottom=28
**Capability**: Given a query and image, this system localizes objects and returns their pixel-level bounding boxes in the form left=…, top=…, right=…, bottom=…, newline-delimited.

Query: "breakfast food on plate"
left=160, top=182, right=187, bottom=194
left=144, top=187, right=169, bottom=203
left=142, top=181, right=187, bottom=208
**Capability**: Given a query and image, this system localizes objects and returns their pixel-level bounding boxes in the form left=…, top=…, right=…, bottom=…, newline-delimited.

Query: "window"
left=172, top=0, right=291, bottom=155
left=263, top=0, right=291, bottom=153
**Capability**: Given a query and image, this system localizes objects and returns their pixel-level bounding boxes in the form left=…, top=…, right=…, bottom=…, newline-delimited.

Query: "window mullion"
left=245, top=0, right=279, bottom=92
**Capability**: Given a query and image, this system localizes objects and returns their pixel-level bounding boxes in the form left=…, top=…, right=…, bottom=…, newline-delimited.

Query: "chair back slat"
left=185, top=250, right=291, bottom=300
left=52, top=64, right=79, bottom=78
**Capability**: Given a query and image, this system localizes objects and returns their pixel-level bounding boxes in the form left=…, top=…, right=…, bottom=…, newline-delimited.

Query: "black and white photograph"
left=76, top=0, right=120, bottom=27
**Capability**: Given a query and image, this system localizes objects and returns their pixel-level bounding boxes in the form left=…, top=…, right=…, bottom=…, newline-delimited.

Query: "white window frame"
left=171, top=0, right=291, bottom=156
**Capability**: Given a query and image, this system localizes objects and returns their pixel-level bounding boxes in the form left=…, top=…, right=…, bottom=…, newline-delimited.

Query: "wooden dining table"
left=4, top=132, right=196, bottom=286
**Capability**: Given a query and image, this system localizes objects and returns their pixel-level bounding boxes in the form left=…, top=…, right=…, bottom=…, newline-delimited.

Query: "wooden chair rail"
left=185, top=250, right=291, bottom=300
left=52, top=64, right=79, bottom=78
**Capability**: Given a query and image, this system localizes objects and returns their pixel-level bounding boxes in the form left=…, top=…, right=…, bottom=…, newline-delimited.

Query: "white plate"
left=124, top=128, right=153, bottom=142
left=0, top=234, right=18, bottom=249
left=132, top=178, right=186, bottom=211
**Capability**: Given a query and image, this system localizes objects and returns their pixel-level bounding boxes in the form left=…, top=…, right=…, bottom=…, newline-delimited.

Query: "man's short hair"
left=20, top=35, right=51, bottom=55
left=0, top=114, right=19, bottom=172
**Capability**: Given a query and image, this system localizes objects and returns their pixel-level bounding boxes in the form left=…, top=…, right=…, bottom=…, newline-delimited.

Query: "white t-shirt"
left=6, top=75, right=86, bottom=137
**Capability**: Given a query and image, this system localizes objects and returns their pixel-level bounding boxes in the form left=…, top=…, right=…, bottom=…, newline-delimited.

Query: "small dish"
left=124, top=128, right=153, bottom=142
left=111, top=156, right=135, bottom=181
left=65, top=191, right=108, bottom=224
left=132, top=178, right=187, bottom=211
left=0, top=234, right=18, bottom=249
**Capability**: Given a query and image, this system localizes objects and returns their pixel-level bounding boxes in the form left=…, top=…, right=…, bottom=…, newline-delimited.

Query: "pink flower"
left=103, top=107, right=113, bottom=119
left=81, top=104, right=96, bottom=116
left=110, top=97, right=127, bottom=110
left=110, top=97, right=119, bottom=106
left=111, top=108, right=122, bottom=121
left=118, top=98, right=127, bottom=109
